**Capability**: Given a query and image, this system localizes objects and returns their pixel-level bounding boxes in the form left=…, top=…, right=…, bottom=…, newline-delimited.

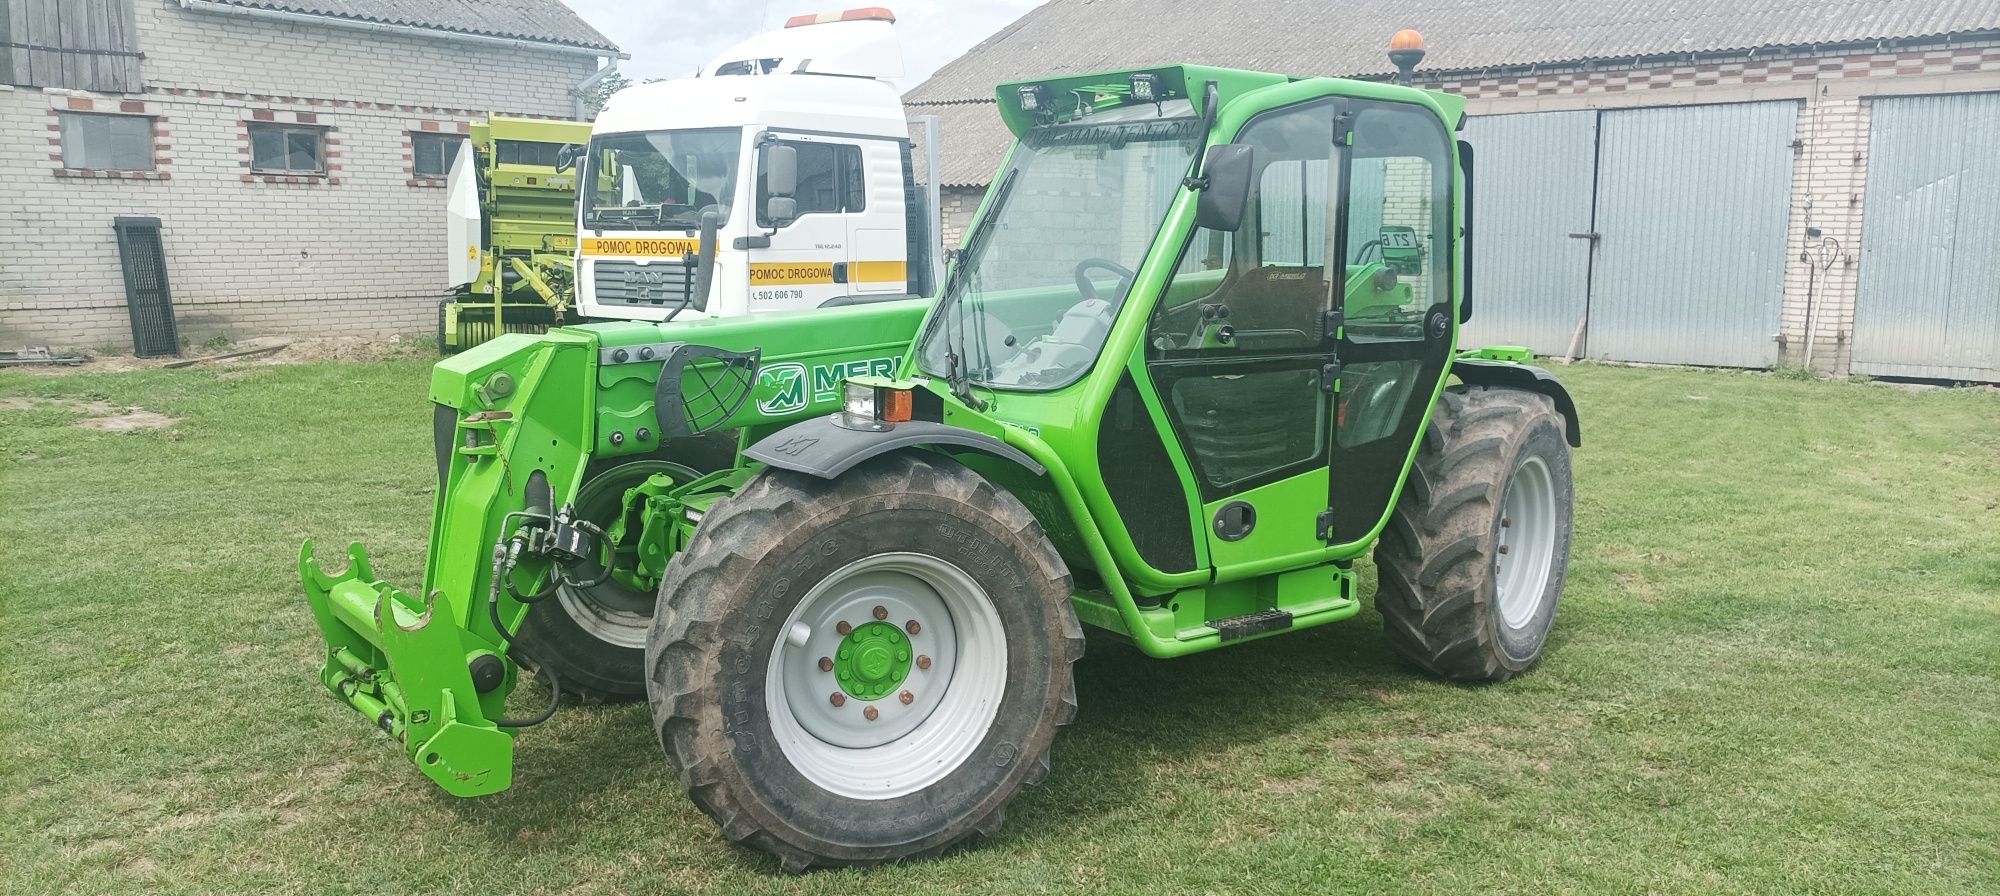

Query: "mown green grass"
left=2, top=362, right=1996, bottom=895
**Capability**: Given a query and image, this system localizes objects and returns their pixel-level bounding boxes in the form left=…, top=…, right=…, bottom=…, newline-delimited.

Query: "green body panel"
left=302, top=62, right=1559, bottom=793
left=302, top=300, right=928, bottom=788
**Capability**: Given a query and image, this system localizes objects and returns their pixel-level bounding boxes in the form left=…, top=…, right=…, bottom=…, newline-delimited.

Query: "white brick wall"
left=0, top=2, right=602, bottom=350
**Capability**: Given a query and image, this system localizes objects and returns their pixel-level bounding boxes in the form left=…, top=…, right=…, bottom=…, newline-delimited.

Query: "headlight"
left=835, top=380, right=915, bottom=432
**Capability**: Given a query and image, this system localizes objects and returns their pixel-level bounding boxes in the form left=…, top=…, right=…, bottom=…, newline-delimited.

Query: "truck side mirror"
left=554, top=143, right=582, bottom=173
left=765, top=196, right=797, bottom=227
left=763, top=143, right=798, bottom=226
left=1195, top=144, right=1254, bottom=233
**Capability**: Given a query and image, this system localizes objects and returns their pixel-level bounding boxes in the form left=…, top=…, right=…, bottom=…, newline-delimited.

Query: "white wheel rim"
left=553, top=461, right=697, bottom=650
left=555, top=585, right=650, bottom=649
left=1494, top=455, right=1557, bottom=629
left=765, top=552, right=1007, bottom=800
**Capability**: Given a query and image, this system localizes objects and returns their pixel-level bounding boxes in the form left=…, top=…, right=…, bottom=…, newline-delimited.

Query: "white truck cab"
left=574, top=10, right=936, bottom=321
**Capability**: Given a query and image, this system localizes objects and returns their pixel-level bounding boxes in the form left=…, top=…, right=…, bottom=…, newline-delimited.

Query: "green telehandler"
left=302, top=43, right=1581, bottom=871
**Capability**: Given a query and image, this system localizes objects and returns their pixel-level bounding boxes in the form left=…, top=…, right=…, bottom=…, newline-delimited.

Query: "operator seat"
left=1166, top=264, right=1329, bottom=488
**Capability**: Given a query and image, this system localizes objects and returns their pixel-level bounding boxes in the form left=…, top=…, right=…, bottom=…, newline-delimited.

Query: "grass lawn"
left=1, top=359, right=1996, bottom=895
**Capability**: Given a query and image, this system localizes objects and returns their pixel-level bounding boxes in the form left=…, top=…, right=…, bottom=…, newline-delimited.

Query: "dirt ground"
left=8, top=334, right=436, bottom=374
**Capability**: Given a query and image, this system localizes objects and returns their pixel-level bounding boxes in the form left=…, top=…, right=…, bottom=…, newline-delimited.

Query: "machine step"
left=1209, top=608, right=1293, bottom=642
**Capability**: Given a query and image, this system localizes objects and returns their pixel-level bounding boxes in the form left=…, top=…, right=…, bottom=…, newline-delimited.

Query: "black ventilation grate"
left=113, top=216, right=178, bottom=358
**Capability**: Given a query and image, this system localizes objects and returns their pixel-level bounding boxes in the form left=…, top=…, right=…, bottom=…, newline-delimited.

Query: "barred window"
left=59, top=113, right=153, bottom=171
left=412, top=133, right=463, bottom=177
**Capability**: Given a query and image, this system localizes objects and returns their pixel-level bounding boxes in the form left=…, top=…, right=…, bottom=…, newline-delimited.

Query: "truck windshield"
left=916, top=115, right=1201, bottom=392
left=582, top=128, right=741, bottom=230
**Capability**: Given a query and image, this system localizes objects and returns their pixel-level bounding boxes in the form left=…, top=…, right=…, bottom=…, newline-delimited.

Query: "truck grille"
left=592, top=259, right=695, bottom=308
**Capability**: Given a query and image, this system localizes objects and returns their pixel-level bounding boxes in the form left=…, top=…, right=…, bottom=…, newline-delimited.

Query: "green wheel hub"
left=835, top=621, right=912, bottom=700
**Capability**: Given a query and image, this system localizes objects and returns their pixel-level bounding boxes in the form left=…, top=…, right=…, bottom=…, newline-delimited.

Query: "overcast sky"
left=562, top=0, right=1045, bottom=92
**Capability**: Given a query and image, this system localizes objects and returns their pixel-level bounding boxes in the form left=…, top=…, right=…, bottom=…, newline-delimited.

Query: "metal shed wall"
left=1587, top=102, right=1798, bottom=368
left=1852, top=93, right=2000, bottom=382
left=1458, top=111, right=1598, bottom=356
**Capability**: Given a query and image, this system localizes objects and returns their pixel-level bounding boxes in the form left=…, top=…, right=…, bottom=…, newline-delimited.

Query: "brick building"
left=0, top=0, right=619, bottom=352
left=908, top=0, right=2000, bottom=381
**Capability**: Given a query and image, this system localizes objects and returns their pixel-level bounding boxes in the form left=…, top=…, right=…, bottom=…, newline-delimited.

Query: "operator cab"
left=913, top=62, right=1463, bottom=584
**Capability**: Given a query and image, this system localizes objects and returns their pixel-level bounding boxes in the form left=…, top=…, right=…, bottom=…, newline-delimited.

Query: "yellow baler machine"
left=440, top=115, right=593, bottom=352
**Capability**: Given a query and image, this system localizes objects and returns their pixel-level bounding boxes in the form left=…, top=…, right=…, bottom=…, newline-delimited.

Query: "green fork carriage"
left=303, top=56, right=1581, bottom=870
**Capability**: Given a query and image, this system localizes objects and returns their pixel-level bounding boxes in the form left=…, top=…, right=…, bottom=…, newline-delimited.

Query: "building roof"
left=908, top=0, right=2000, bottom=186
left=203, top=0, right=619, bottom=53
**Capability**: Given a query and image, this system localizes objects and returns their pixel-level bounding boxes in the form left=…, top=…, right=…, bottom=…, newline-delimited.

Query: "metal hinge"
left=1320, top=361, right=1342, bottom=394
left=1316, top=510, right=1338, bottom=542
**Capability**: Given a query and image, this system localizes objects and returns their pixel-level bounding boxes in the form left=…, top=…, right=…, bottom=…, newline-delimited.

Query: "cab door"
left=750, top=133, right=872, bottom=311
left=1142, top=98, right=1343, bottom=572
left=1322, top=101, right=1459, bottom=545
left=845, top=137, right=910, bottom=297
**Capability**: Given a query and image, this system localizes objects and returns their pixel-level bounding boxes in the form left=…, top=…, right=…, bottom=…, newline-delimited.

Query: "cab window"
left=757, top=140, right=865, bottom=226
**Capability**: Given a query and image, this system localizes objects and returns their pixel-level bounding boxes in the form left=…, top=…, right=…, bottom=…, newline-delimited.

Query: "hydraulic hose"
left=502, top=535, right=561, bottom=603
left=486, top=539, right=562, bottom=728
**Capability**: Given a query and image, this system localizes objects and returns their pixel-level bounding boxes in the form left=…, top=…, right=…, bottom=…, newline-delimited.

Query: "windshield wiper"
left=936, top=168, right=1020, bottom=410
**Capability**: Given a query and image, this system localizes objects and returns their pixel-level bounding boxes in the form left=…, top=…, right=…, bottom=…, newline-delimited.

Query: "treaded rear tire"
left=1374, top=385, right=1574, bottom=681
left=646, top=453, right=1083, bottom=871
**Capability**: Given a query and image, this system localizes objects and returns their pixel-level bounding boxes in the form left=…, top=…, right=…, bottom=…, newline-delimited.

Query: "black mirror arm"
left=1181, top=80, right=1222, bottom=190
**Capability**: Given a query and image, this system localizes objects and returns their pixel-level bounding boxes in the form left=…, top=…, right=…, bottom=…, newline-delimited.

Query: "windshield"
left=582, top=128, right=741, bottom=230
left=916, top=116, right=1201, bottom=392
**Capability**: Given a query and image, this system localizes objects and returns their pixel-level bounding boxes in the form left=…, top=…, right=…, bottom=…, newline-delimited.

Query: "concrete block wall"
left=0, top=1, right=602, bottom=351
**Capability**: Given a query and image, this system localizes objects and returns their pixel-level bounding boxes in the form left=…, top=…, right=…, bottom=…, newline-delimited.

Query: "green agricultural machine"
left=303, top=49, right=1581, bottom=870
left=439, top=115, right=592, bottom=352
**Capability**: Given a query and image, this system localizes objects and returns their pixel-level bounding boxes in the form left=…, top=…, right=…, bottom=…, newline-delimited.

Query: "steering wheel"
left=1073, top=258, right=1137, bottom=303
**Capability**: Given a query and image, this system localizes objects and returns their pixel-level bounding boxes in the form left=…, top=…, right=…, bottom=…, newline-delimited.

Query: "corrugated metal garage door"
left=1459, top=111, right=1597, bottom=356
left=1852, top=93, right=2000, bottom=382
left=1588, top=102, right=1798, bottom=367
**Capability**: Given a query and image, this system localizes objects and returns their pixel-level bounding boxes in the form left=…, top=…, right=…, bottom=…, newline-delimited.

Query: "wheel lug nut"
left=830, top=693, right=845, bottom=707
left=863, top=706, right=879, bottom=721
left=905, top=620, right=921, bottom=635
left=836, top=621, right=852, bottom=636
left=818, top=657, right=833, bottom=672
left=1501, top=517, right=1512, bottom=528
left=872, top=605, right=888, bottom=620
left=916, top=655, right=932, bottom=670
left=1497, top=545, right=1511, bottom=555
left=899, top=690, right=913, bottom=705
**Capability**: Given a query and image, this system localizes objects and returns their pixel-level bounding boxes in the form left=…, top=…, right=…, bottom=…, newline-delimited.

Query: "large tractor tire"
left=1374, top=385, right=1573, bottom=682
left=646, top=453, right=1082, bottom=871
left=512, top=436, right=737, bottom=702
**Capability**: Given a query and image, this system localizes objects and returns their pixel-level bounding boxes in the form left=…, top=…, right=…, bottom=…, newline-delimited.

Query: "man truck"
left=571, top=7, right=940, bottom=322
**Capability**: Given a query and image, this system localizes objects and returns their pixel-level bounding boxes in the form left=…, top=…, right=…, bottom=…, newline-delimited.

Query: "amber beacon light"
left=1388, top=29, right=1426, bottom=85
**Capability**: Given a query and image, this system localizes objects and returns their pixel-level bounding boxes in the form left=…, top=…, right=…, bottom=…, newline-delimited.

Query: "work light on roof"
left=1017, top=84, right=1048, bottom=112
left=1129, top=72, right=1159, bottom=102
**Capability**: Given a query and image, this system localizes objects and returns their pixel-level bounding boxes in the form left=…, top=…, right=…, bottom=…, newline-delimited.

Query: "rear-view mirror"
left=765, top=195, right=797, bottom=227
left=765, top=144, right=797, bottom=197
left=1195, top=144, right=1254, bottom=232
